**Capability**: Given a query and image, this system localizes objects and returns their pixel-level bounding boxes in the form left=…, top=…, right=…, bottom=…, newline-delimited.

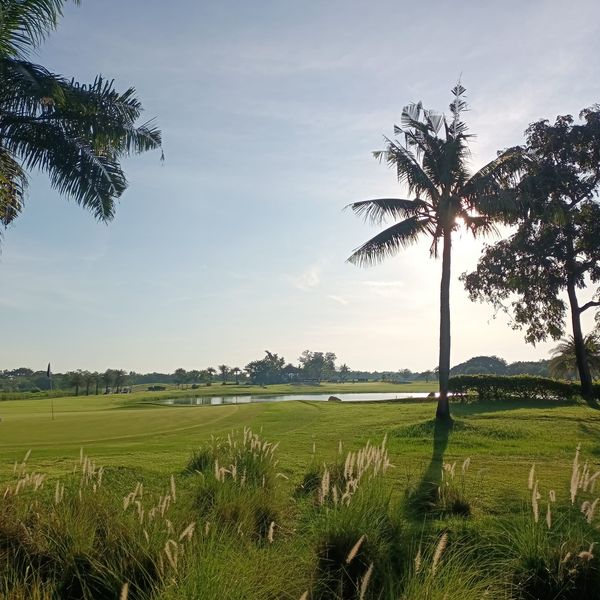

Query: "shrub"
left=448, top=374, right=580, bottom=402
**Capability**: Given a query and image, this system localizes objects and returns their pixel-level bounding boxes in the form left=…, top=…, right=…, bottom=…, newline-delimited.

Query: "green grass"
left=2, top=389, right=600, bottom=598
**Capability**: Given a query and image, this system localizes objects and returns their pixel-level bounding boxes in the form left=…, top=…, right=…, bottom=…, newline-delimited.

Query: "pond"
left=160, top=391, right=437, bottom=406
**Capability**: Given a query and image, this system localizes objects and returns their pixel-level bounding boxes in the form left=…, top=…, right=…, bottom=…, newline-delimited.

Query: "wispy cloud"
left=327, top=294, right=349, bottom=305
left=286, top=263, right=321, bottom=291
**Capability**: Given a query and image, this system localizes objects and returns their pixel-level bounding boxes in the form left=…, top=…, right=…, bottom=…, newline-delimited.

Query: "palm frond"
left=0, top=147, right=27, bottom=226
left=461, top=214, right=499, bottom=238
left=347, top=216, right=430, bottom=267
left=2, top=115, right=127, bottom=220
left=346, top=197, right=430, bottom=225
left=0, top=0, right=79, bottom=57
left=374, top=137, right=439, bottom=201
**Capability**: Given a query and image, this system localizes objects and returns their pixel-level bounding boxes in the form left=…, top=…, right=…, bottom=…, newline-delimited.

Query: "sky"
left=1, top=0, right=600, bottom=373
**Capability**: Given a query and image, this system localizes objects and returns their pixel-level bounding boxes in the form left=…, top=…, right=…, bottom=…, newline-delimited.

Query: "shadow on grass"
left=406, top=418, right=452, bottom=516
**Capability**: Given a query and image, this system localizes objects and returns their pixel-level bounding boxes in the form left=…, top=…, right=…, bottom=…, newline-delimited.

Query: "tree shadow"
left=406, top=418, right=453, bottom=516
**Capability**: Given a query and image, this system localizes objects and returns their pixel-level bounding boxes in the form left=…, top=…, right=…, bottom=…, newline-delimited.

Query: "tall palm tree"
left=347, top=84, right=520, bottom=421
left=0, top=0, right=161, bottom=239
left=231, top=367, right=241, bottom=385
left=549, top=334, right=600, bottom=381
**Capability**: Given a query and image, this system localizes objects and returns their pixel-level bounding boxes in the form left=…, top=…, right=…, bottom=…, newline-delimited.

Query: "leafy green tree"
left=205, top=367, right=216, bottom=386
left=462, top=108, right=600, bottom=400
left=102, top=369, right=114, bottom=394
left=173, top=368, right=187, bottom=388
left=347, top=84, right=520, bottom=421
left=82, top=370, right=94, bottom=395
left=218, top=364, right=229, bottom=385
left=113, top=369, right=126, bottom=393
left=549, top=335, right=600, bottom=380
left=67, top=370, right=82, bottom=396
left=450, top=356, right=508, bottom=376
left=298, top=350, right=337, bottom=382
left=0, top=0, right=161, bottom=242
left=244, top=351, right=285, bottom=385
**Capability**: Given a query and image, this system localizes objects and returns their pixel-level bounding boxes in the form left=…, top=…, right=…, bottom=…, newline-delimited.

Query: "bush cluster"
left=447, top=374, right=593, bottom=402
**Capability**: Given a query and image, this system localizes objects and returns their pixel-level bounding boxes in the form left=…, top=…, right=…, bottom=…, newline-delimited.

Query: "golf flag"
left=47, top=363, right=51, bottom=378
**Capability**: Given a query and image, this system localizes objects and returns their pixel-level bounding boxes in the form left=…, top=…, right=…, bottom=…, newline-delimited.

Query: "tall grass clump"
left=495, top=447, right=600, bottom=599
left=0, top=451, right=196, bottom=600
left=187, top=428, right=284, bottom=541
left=400, top=532, right=504, bottom=599
left=434, top=458, right=473, bottom=517
left=307, top=438, right=402, bottom=599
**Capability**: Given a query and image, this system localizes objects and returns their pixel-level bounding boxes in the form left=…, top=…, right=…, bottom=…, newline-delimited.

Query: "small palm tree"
left=347, top=83, right=520, bottom=421
left=0, top=0, right=161, bottom=240
left=549, top=334, right=600, bottom=380
left=339, top=363, right=350, bottom=382
left=231, top=367, right=241, bottom=385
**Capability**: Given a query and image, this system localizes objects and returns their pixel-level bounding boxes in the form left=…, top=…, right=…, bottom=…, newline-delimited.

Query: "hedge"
left=447, top=374, right=600, bottom=402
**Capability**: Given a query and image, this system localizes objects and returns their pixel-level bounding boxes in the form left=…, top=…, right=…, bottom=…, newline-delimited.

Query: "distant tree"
left=206, top=367, right=216, bottom=386
left=339, top=363, right=350, bottom=382
left=450, top=355, right=508, bottom=376
left=0, top=0, right=162, bottom=247
left=92, top=372, right=100, bottom=395
left=68, top=370, right=83, bottom=396
left=298, top=350, right=337, bottom=382
left=230, top=367, right=241, bottom=385
left=422, top=370, right=434, bottom=383
left=463, top=107, right=600, bottom=401
left=347, top=84, right=521, bottom=421
left=188, top=370, right=201, bottom=385
left=244, top=351, right=285, bottom=385
left=174, top=368, right=187, bottom=388
left=218, top=365, right=229, bottom=385
left=82, top=370, right=94, bottom=395
left=113, top=369, right=127, bottom=393
left=398, top=368, right=412, bottom=381
left=102, top=369, right=114, bottom=394
left=549, top=335, right=600, bottom=380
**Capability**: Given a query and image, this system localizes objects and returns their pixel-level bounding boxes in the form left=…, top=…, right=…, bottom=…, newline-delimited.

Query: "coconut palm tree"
left=0, top=0, right=161, bottom=239
left=549, top=334, right=600, bottom=381
left=339, top=363, right=350, bottom=382
left=231, top=367, right=241, bottom=385
left=347, top=83, right=520, bottom=421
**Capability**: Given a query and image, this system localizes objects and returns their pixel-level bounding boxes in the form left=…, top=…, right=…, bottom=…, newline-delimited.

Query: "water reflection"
left=162, top=392, right=435, bottom=406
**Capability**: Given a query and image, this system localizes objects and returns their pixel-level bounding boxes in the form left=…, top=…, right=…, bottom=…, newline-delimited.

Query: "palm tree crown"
left=0, top=0, right=161, bottom=237
left=347, top=83, right=520, bottom=420
left=549, top=334, right=600, bottom=380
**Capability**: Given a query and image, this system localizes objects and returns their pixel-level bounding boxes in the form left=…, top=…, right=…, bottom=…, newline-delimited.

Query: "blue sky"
left=1, top=0, right=599, bottom=373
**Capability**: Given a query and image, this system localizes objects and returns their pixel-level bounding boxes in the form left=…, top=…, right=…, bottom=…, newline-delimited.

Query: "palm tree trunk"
left=566, top=276, right=594, bottom=400
left=436, top=228, right=452, bottom=421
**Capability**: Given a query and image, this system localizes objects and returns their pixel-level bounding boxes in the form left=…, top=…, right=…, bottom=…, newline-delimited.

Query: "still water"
left=161, top=392, right=435, bottom=406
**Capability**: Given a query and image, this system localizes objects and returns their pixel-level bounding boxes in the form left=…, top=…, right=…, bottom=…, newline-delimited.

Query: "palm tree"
left=347, top=83, right=520, bottom=421
left=339, top=363, right=350, bottom=382
left=231, top=367, right=241, bottom=385
left=549, top=334, right=600, bottom=381
left=0, top=0, right=161, bottom=240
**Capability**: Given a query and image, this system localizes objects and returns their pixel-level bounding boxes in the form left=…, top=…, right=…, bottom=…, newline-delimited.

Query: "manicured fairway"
left=1, top=389, right=599, bottom=516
